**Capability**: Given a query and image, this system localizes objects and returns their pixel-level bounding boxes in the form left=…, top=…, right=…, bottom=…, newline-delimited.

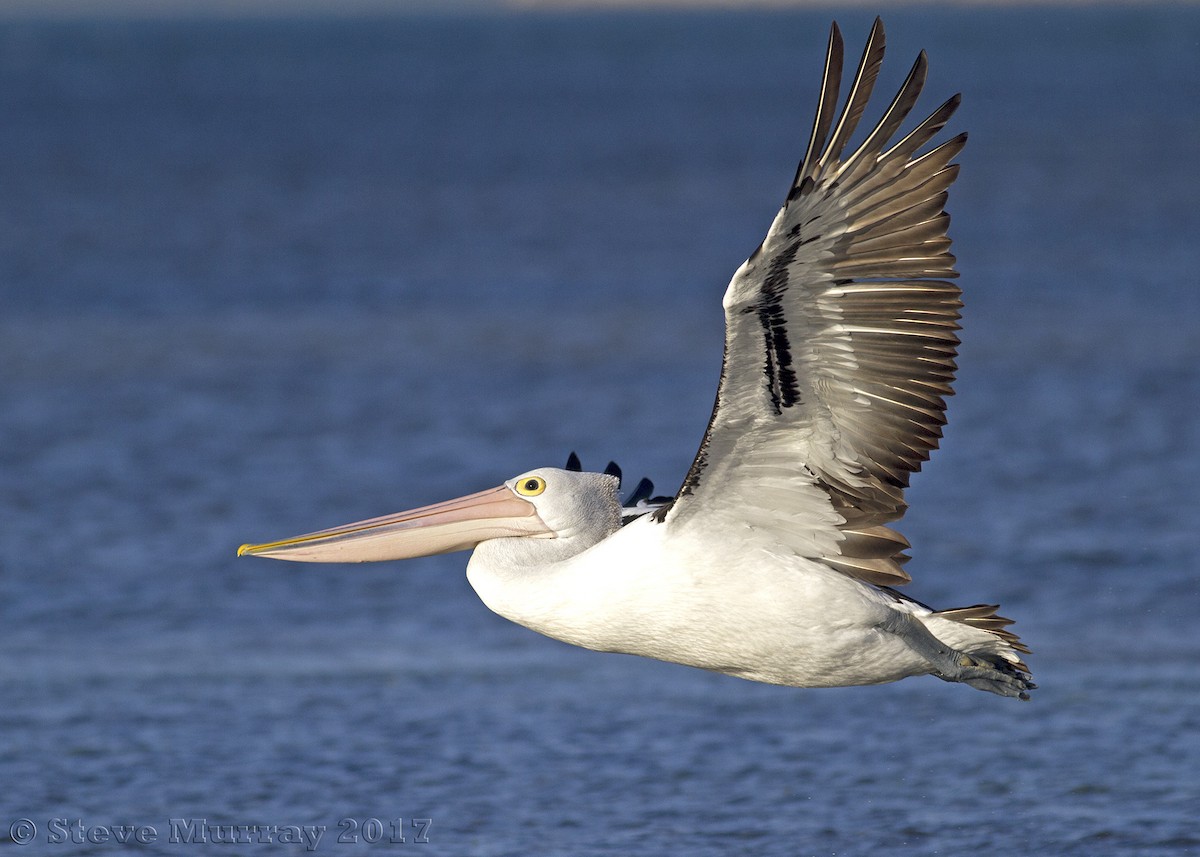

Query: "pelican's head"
left=237, top=467, right=622, bottom=564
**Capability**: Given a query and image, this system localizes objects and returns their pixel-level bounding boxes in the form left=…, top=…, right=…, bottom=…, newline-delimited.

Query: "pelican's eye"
left=515, top=476, right=546, bottom=497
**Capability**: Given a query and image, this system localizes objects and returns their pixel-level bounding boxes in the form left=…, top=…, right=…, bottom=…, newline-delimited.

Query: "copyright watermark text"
left=7, top=817, right=431, bottom=850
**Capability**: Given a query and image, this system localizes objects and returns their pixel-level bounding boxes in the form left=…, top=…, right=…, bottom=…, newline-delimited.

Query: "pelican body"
left=240, top=20, right=1034, bottom=699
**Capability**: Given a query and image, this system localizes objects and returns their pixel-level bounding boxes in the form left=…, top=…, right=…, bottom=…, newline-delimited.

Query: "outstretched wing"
left=655, top=19, right=965, bottom=587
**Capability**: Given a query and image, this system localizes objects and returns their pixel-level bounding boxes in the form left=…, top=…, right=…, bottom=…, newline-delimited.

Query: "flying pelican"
left=240, top=19, right=1034, bottom=699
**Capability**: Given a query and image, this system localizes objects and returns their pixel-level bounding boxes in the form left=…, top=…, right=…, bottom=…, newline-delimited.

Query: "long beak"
left=237, top=485, right=552, bottom=563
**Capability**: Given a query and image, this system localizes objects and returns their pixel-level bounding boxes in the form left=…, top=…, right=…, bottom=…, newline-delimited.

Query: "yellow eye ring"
left=515, top=476, right=546, bottom=496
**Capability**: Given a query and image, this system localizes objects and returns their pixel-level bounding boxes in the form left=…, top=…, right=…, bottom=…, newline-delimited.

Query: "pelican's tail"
left=923, top=604, right=1035, bottom=698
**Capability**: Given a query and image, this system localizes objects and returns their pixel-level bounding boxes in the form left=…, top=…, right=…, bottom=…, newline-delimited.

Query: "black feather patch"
left=626, top=477, right=655, bottom=505
left=751, top=240, right=803, bottom=413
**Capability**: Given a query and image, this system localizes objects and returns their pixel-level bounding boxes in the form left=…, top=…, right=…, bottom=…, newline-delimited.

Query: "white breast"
left=467, top=514, right=928, bottom=687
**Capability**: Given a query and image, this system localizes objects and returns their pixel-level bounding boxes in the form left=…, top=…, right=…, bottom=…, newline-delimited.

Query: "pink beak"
left=237, top=485, right=552, bottom=563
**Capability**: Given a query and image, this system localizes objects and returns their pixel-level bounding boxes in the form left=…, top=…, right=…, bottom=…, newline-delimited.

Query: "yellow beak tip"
left=237, top=543, right=256, bottom=557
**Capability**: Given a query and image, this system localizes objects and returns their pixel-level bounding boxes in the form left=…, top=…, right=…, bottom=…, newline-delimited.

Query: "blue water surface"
left=2, top=6, right=1199, bottom=856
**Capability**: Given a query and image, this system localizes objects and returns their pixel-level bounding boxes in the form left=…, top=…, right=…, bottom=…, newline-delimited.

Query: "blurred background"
left=2, top=3, right=1198, bottom=855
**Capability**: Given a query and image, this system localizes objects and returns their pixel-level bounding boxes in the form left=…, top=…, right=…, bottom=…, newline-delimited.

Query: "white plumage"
left=240, top=19, right=1034, bottom=700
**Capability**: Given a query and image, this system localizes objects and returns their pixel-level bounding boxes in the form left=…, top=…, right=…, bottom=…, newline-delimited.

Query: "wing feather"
left=815, top=18, right=885, bottom=173
left=795, top=24, right=845, bottom=190
left=657, top=19, right=967, bottom=589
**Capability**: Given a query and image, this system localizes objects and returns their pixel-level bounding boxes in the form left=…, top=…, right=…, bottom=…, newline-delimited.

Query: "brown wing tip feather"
left=936, top=604, right=1033, bottom=660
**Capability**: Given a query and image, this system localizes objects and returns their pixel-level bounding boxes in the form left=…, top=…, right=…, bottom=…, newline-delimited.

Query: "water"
left=2, top=7, right=1198, bottom=855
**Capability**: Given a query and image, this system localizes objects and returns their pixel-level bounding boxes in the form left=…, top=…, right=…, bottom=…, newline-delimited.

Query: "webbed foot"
left=936, top=651, right=1036, bottom=700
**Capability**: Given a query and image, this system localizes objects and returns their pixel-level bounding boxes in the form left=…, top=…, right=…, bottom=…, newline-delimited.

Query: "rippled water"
left=3, top=7, right=1199, bottom=855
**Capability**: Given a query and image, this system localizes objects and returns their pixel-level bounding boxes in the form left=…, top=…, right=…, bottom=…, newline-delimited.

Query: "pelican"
left=240, top=19, right=1034, bottom=699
